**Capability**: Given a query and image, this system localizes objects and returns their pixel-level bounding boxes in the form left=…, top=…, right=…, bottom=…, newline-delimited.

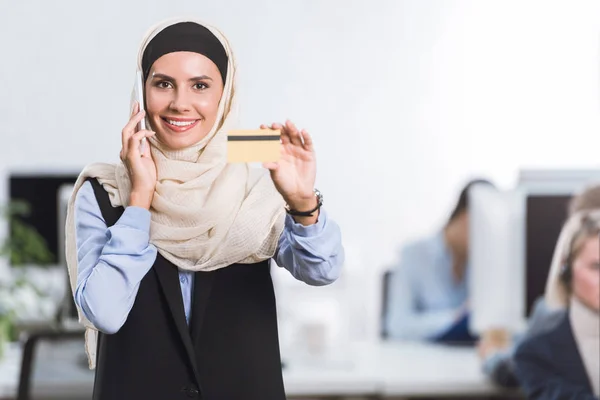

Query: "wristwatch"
left=285, top=189, right=323, bottom=217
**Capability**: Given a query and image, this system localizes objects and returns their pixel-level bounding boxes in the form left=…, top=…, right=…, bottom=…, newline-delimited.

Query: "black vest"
left=88, top=179, right=286, bottom=400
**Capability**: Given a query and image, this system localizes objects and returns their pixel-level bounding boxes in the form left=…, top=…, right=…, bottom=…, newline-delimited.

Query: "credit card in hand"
left=227, top=129, right=281, bottom=163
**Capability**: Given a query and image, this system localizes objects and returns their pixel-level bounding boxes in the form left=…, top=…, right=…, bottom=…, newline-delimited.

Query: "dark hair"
left=447, top=178, right=494, bottom=223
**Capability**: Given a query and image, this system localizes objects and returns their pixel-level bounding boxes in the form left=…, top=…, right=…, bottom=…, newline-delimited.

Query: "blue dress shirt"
left=385, top=231, right=468, bottom=340
left=73, top=181, right=344, bottom=334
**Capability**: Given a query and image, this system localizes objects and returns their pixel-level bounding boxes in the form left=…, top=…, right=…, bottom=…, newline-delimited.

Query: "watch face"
left=314, top=189, right=323, bottom=204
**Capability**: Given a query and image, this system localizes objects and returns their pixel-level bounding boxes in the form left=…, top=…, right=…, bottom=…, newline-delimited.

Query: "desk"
left=0, top=341, right=508, bottom=399
left=376, top=342, right=505, bottom=397
left=282, top=347, right=380, bottom=398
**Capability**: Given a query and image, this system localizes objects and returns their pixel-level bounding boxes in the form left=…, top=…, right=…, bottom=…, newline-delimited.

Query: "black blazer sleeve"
left=514, top=314, right=597, bottom=400
left=515, top=347, right=596, bottom=399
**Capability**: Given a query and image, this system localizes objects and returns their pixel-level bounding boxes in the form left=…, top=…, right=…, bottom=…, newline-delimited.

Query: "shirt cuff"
left=118, top=206, right=152, bottom=233
left=285, top=208, right=328, bottom=238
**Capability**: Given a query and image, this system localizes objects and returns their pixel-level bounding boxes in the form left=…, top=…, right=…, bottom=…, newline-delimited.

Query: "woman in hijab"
left=514, top=209, right=600, bottom=400
left=65, top=18, right=344, bottom=400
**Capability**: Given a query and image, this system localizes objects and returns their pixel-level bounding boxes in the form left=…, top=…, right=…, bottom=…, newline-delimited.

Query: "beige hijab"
left=544, top=210, right=600, bottom=396
left=65, top=17, right=286, bottom=369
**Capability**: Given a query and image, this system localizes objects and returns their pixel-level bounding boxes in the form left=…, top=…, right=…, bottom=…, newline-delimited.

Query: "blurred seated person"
left=478, top=184, right=600, bottom=388
left=514, top=209, right=600, bottom=399
left=384, top=179, right=493, bottom=342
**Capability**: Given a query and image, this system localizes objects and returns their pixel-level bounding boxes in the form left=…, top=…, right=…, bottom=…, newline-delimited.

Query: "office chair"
left=17, top=328, right=94, bottom=400
left=380, top=270, right=392, bottom=339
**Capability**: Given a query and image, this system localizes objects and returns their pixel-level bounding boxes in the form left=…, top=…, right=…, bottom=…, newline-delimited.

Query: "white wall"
left=1, top=0, right=599, bottom=272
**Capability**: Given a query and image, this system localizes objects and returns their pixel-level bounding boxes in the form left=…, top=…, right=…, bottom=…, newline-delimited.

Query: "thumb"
left=141, top=138, right=151, bottom=158
left=262, top=162, right=279, bottom=171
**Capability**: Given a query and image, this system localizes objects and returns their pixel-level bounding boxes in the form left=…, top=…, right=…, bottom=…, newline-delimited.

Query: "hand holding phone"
left=120, top=100, right=157, bottom=209
left=134, top=70, right=147, bottom=154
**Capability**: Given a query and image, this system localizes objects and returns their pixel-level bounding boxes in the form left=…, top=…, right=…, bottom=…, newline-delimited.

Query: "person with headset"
left=478, top=184, right=600, bottom=388
left=514, top=209, right=600, bottom=399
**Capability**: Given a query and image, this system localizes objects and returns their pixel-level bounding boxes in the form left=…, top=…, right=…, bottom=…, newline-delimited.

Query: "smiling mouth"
left=161, top=117, right=201, bottom=132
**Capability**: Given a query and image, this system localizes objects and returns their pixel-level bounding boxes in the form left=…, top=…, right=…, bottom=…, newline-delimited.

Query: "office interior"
left=1, top=1, right=600, bottom=399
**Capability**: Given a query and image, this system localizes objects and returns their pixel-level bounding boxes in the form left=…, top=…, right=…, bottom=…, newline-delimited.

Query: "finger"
left=300, top=129, right=314, bottom=152
left=262, top=161, right=279, bottom=171
left=142, top=131, right=155, bottom=159
left=124, top=102, right=141, bottom=157
left=131, top=101, right=140, bottom=117
left=129, top=131, right=155, bottom=160
left=272, top=122, right=289, bottom=145
left=141, top=137, right=152, bottom=158
left=122, top=110, right=146, bottom=150
left=261, top=124, right=281, bottom=142
left=285, top=120, right=303, bottom=146
left=139, top=138, right=149, bottom=158
left=128, top=130, right=155, bottom=159
left=260, top=123, right=283, bottom=144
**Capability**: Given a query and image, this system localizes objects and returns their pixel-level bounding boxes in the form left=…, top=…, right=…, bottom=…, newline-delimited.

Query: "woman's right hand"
left=477, top=328, right=511, bottom=360
left=121, top=102, right=157, bottom=209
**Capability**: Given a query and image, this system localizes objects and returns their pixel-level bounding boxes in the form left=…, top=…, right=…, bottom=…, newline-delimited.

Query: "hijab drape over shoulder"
left=65, top=17, right=286, bottom=368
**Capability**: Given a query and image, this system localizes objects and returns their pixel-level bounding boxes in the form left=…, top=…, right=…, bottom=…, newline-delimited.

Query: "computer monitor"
left=8, top=172, right=79, bottom=267
left=518, top=170, right=600, bottom=315
left=523, top=193, right=572, bottom=315
left=468, top=185, right=525, bottom=334
left=518, top=169, right=600, bottom=189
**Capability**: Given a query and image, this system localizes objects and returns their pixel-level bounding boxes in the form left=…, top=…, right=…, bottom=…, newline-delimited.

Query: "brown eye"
left=194, top=82, right=209, bottom=90
left=156, top=81, right=172, bottom=89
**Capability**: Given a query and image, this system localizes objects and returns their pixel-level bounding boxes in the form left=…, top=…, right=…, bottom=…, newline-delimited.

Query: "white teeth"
left=167, top=119, right=196, bottom=127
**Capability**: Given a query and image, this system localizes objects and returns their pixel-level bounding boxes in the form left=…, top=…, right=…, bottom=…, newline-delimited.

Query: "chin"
left=152, top=123, right=211, bottom=150
left=160, top=135, right=202, bottom=150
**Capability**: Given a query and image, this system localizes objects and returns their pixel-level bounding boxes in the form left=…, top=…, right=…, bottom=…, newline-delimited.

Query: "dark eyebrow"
left=151, top=73, right=213, bottom=82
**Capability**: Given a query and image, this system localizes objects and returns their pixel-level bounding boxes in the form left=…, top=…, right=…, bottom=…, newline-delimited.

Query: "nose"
left=169, top=88, right=192, bottom=113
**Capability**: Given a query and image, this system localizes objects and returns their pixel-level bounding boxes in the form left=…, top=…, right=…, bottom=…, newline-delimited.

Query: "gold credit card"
left=226, top=129, right=281, bottom=163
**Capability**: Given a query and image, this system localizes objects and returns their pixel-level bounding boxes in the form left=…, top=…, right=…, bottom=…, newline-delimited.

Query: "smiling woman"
left=145, top=52, right=224, bottom=149
left=63, top=18, right=344, bottom=400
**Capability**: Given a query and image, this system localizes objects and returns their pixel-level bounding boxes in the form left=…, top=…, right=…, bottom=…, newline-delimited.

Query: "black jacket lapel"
left=153, top=254, right=201, bottom=386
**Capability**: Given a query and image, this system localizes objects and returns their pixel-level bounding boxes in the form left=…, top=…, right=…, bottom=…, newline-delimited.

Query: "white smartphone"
left=134, top=70, right=147, bottom=153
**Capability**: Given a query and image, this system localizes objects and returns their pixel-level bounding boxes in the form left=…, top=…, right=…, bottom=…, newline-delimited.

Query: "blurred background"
left=0, top=0, right=599, bottom=399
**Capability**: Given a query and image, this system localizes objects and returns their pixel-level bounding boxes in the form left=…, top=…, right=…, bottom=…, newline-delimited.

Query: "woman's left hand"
left=262, top=120, right=318, bottom=218
left=477, top=329, right=511, bottom=360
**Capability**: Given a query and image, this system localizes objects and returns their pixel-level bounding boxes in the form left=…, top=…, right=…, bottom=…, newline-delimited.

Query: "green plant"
left=0, top=200, right=54, bottom=266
